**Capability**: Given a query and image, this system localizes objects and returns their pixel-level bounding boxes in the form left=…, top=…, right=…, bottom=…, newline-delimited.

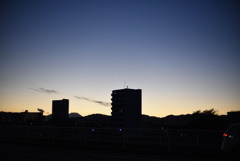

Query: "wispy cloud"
left=74, top=96, right=111, bottom=107
left=30, top=88, right=58, bottom=94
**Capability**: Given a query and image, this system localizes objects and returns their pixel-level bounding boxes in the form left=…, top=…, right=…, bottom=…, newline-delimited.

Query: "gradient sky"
left=1, top=0, right=240, bottom=117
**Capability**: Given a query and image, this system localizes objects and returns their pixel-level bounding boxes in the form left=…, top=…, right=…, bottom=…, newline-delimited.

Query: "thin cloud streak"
left=30, top=88, right=58, bottom=94
left=74, top=96, right=111, bottom=107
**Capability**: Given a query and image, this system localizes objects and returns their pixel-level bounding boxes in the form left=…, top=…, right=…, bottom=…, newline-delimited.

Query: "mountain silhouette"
left=69, top=112, right=82, bottom=118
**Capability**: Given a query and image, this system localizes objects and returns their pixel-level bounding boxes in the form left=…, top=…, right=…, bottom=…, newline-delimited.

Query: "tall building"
left=52, top=99, right=69, bottom=123
left=111, top=88, right=142, bottom=128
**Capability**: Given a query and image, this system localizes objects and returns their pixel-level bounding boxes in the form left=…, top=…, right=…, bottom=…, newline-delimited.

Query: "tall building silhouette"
left=111, top=88, right=142, bottom=128
left=52, top=99, right=69, bottom=124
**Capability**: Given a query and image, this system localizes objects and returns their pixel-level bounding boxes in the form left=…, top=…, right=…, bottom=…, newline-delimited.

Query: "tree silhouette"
left=190, top=108, right=222, bottom=129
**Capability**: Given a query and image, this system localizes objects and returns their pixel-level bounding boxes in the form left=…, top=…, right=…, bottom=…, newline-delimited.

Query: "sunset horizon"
left=1, top=0, right=239, bottom=118
left=1, top=86, right=239, bottom=118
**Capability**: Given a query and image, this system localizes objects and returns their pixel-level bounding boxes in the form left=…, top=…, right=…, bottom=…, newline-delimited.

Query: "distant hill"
left=84, top=114, right=110, bottom=120
left=44, top=113, right=82, bottom=119
left=69, top=112, right=82, bottom=118
left=162, top=114, right=192, bottom=127
left=81, top=114, right=110, bottom=127
left=141, top=114, right=194, bottom=129
left=142, top=114, right=161, bottom=121
left=42, top=112, right=233, bottom=129
left=141, top=114, right=162, bottom=128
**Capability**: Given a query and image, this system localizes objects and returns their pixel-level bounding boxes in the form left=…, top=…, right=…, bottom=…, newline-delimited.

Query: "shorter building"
left=0, top=110, right=43, bottom=125
left=52, top=99, right=69, bottom=124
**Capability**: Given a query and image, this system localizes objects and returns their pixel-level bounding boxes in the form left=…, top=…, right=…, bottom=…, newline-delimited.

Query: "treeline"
left=1, top=109, right=239, bottom=130
left=142, top=109, right=239, bottom=130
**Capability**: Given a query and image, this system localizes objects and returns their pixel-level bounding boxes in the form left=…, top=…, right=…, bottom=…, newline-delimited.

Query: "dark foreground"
left=0, top=142, right=236, bottom=161
left=0, top=126, right=237, bottom=160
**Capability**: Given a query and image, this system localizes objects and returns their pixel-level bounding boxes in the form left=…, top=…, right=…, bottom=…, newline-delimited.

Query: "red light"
left=223, top=133, right=228, bottom=137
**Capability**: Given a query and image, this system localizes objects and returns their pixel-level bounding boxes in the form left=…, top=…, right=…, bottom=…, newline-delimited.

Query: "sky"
left=1, top=0, right=240, bottom=117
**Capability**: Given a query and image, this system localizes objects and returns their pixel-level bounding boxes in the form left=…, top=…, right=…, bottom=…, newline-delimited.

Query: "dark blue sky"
left=1, top=0, right=240, bottom=116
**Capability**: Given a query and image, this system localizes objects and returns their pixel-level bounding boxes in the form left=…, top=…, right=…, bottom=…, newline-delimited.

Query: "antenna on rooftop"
left=124, top=80, right=129, bottom=89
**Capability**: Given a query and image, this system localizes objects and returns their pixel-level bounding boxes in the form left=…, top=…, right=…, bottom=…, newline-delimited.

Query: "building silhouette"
left=0, top=110, right=43, bottom=125
left=111, top=88, right=142, bottom=128
left=52, top=99, right=69, bottom=124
